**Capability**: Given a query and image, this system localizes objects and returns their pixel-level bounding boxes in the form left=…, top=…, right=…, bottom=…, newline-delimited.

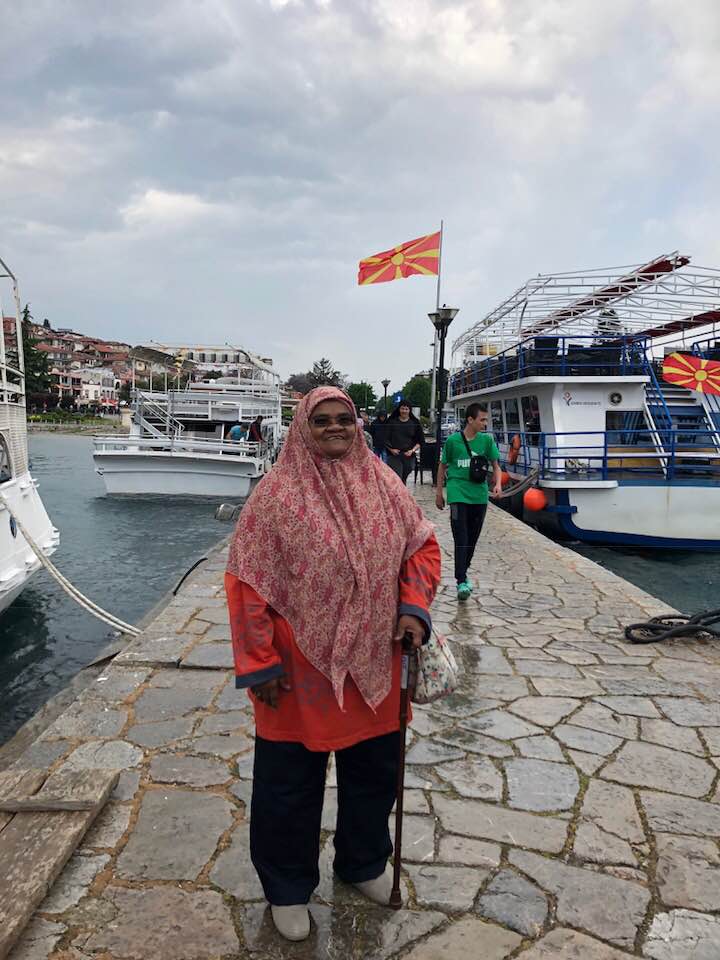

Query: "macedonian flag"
left=662, top=352, right=720, bottom=395
left=358, top=231, right=440, bottom=285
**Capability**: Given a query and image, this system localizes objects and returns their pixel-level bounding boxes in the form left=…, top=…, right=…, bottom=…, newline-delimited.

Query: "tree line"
left=285, top=357, right=435, bottom=416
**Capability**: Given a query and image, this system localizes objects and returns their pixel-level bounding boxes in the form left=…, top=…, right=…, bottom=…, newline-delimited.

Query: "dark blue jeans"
left=450, top=501, right=487, bottom=584
left=250, top=731, right=399, bottom=905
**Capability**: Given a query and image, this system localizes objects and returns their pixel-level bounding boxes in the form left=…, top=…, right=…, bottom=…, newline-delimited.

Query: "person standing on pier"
left=385, top=402, right=424, bottom=484
left=435, top=402, right=502, bottom=601
left=369, top=410, right=389, bottom=461
left=225, top=386, right=440, bottom=943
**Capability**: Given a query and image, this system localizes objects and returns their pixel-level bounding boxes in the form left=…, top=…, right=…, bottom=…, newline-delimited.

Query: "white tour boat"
left=0, top=256, right=60, bottom=615
left=93, top=345, right=282, bottom=499
left=449, top=252, right=720, bottom=549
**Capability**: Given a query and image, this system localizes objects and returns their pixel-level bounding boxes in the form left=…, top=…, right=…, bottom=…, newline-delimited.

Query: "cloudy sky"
left=2, top=0, right=720, bottom=390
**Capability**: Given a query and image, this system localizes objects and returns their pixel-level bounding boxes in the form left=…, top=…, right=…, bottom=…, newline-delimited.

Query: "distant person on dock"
left=435, top=402, right=502, bottom=601
left=225, top=386, right=440, bottom=942
left=227, top=422, right=247, bottom=442
left=357, top=412, right=374, bottom=449
left=369, top=410, right=389, bottom=461
left=248, top=415, right=264, bottom=443
left=385, top=402, right=424, bottom=484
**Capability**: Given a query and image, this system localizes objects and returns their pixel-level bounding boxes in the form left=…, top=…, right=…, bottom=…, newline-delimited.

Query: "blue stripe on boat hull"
left=553, top=490, right=720, bottom=550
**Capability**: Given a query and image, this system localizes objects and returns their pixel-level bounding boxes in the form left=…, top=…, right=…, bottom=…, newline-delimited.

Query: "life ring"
left=507, top=434, right=521, bottom=465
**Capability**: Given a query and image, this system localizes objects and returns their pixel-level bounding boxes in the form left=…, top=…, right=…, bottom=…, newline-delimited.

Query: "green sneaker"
left=457, top=581, right=471, bottom=602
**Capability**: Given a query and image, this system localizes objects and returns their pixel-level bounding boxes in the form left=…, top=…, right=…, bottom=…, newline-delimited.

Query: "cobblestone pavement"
left=7, top=486, right=720, bottom=959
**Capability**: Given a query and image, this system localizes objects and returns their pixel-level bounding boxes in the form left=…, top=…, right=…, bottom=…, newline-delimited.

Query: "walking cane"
left=390, top=633, right=415, bottom=910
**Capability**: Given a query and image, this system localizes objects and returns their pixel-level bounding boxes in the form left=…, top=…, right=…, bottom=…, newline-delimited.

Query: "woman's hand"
left=251, top=676, right=291, bottom=709
left=388, top=448, right=400, bottom=456
left=394, top=614, right=426, bottom=648
left=403, top=449, right=415, bottom=458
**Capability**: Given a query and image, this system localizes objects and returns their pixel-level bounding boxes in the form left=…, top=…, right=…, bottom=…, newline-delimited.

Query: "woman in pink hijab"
left=226, top=386, right=440, bottom=942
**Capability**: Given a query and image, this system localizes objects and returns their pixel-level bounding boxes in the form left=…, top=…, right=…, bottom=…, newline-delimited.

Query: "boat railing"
left=187, top=380, right=280, bottom=397
left=690, top=337, right=720, bottom=362
left=133, top=388, right=279, bottom=424
left=169, top=392, right=279, bottom=421
left=450, top=335, right=649, bottom=397
left=493, top=428, right=720, bottom=483
left=135, top=392, right=185, bottom=439
left=93, top=433, right=268, bottom=459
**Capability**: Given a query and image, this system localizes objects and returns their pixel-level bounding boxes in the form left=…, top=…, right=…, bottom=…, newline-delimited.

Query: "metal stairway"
left=134, top=392, right=185, bottom=439
left=643, top=367, right=720, bottom=456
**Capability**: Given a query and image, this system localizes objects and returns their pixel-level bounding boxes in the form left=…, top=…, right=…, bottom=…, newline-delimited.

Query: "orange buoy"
left=500, top=470, right=511, bottom=485
left=523, top=488, right=548, bottom=512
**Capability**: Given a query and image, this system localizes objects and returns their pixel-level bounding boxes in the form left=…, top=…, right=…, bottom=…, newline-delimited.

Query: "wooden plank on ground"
left=0, top=770, right=47, bottom=837
left=0, top=768, right=118, bottom=960
left=0, top=799, right=98, bottom=812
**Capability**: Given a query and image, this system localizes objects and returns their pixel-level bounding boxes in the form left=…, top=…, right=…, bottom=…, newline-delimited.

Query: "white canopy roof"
left=452, top=252, right=720, bottom=361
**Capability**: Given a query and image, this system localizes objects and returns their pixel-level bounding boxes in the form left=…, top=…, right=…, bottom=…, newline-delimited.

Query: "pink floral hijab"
left=227, top=386, right=434, bottom=709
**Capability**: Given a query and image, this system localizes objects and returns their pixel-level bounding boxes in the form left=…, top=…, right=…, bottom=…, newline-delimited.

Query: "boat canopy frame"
left=452, top=252, right=720, bottom=365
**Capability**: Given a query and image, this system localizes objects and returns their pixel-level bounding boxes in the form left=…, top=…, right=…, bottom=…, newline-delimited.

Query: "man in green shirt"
left=436, top=403, right=502, bottom=601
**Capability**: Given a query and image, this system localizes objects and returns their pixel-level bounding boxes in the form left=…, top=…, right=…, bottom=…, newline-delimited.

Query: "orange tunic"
left=225, top=534, right=441, bottom=752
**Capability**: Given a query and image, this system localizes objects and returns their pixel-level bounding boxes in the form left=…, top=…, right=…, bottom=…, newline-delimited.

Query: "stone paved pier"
left=5, top=486, right=720, bottom=959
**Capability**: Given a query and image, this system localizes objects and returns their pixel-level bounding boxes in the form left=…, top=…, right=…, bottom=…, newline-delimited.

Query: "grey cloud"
left=1, top=0, right=720, bottom=385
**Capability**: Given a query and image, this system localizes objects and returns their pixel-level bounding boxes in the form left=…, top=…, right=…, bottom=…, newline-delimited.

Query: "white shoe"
left=270, top=904, right=310, bottom=941
left=353, top=865, right=395, bottom=906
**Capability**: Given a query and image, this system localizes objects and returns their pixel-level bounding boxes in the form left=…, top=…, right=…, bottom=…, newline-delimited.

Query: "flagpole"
left=429, top=220, right=443, bottom=427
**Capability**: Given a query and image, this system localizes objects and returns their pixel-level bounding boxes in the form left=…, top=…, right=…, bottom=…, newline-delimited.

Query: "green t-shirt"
left=441, top=430, right=500, bottom=504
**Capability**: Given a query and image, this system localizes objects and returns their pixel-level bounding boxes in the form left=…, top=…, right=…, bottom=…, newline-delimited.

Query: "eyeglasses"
left=309, top=414, right=356, bottom=428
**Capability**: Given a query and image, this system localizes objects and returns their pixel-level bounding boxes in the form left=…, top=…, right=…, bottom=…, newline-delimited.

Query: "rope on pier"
left=624, top=610, right=720, bottom=644
left=1, top=494, right=141, bottom=636
left=495, top=468, right=540, bottom=500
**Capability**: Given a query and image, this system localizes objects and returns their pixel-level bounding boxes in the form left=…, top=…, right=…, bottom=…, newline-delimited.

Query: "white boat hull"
left=0, top=472, right=59, bottom=615
left=93, top=450, right=263, bottom=498
left=530, top=482, right=720, bottom=548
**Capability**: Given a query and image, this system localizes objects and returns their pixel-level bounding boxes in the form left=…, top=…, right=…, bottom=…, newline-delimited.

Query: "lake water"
left=0, top=434, right=229, bottom=745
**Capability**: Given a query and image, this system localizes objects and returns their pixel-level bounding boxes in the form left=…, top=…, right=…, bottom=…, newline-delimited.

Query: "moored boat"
left=0, top=256, right=60, bottom=615
left=449, top=252, right=720, bottom=548
left=93, top=345, right=283, bottom=499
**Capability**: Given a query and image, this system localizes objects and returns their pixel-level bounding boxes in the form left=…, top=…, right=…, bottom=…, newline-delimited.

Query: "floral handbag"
left=410, top=629, right=459, bottom=704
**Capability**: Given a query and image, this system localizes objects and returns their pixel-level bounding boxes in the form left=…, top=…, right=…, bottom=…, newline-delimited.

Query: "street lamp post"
left=429, top=305, right=459, bottom=484
left=381, top=378, right=390, bottom=414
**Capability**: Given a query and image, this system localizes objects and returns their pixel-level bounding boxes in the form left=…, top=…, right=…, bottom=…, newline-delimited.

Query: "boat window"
left=504, top=397, right=521, bottom=436
left=0, top=433, right=12, bottom=483
left=606, top=410, right=645, bottom=446
left=521, top=395, right=541, bottom=445
left=490, top=400, right=504, bottom=440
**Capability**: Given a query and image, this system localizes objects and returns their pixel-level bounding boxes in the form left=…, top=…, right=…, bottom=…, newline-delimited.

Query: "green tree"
left=285, top=371, right=314, bottom=395
left=346, top=381, right=377, bottom=412
left=399, top=374, right=431, bottom=416
left=21, top=304, right=52, bottom=397
left=308, top=358, right=346, bottom=389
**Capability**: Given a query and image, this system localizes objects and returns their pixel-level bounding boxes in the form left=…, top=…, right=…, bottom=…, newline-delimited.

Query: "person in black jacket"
left=369, top=411, right=389, bottom=461
left=385, top=402, right=424, bottom=484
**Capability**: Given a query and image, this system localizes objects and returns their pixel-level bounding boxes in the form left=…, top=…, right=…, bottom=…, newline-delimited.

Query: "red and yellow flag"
left=662, top=352, right=720, bottom=396
left=358, top=231, right=440, bottom=286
